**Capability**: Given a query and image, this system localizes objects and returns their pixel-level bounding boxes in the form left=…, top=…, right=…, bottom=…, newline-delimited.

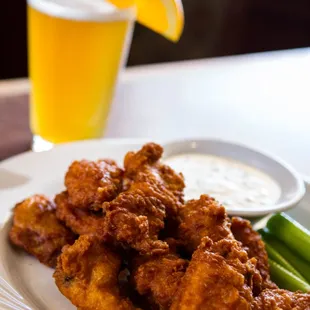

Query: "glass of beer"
left=27, top=0, right=135, bottom=149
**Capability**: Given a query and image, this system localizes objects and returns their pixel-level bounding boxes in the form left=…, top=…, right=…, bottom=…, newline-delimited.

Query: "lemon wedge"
left=107, top=0, right=184, bottom=42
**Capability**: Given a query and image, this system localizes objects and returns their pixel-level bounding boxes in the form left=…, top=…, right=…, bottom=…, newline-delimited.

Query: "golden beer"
left=28, top=0, right=135, bottom=143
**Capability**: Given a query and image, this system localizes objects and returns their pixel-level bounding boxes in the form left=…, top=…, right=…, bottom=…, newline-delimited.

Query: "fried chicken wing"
left=55, top=191, right=106, bottom=238
left=252, top=289, right=310, bottom=310
left=170, top=238, right=262, bottom=310
left=131, top=250, right=188, bottom=309
left=231, top=217, right=277, bottom=291
left=9, top=195, right=76, bottom=268
left=102, top=143, right=185, bottom=255
left=54, top=235, right=136, bottom=310
left=124, top=143, right=185, bottom=217
left=178, top=195, right=233, bottom=253
left=103, top=189, right=168, bottom=255
left=65, top=159, right=123, bottom=210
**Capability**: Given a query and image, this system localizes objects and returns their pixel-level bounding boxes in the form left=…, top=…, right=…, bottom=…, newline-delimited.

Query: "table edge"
left=0, top=78, right=30, bottom=98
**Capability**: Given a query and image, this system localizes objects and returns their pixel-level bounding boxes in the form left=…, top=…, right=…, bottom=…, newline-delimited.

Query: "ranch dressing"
left=164, top=154, right=281, bottom=209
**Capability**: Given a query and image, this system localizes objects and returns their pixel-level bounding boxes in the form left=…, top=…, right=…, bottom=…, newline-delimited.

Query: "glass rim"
left=27, top=0, right=136, bottom=22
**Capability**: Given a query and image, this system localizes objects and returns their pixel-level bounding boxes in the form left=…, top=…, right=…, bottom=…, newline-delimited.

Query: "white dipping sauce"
left=164, top=154, right=281, bottom=209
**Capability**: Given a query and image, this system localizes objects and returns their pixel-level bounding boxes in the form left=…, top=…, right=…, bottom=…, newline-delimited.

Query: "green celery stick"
left=269, top=259, right=310, bottom=292
left=264, top=242, right=305, bottom=281
left=259, top=228, right=310, bottom=284
left=267, top=213, right=310, bottom=263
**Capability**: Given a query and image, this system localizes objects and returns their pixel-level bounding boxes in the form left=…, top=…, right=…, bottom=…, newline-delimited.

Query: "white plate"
left=0, top=138, right=309, bottom=309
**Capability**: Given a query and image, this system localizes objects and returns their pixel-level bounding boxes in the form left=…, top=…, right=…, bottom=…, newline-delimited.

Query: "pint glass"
left=27, top=0, right=135, bottom=146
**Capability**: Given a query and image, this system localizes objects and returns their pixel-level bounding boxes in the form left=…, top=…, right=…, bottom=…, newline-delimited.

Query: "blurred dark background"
left=1, top=0, right=310, bottom=80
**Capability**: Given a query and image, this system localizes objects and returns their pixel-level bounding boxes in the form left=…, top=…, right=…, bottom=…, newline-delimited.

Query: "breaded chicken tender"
left=9, top=195, right=76, bottom=268
left=231, top=217, right=277, bottom=292
left=124, top=143, right=185, bottom=217
left=55, top=191, right=106, bottom=239
left=131, top=251, right=188, bottom=309
left=252, top=289, right=310, bottom=310
left=103, top=143, right=185, bottom=255
left=65, top=159, right=123, bottom=210
left=54, top=235, right=136, bottom=310
left=178, top=195, right=233, bottom=253
left=170, top=238, right=262, bottom=310
left=103, top=189, right=168, bottom=255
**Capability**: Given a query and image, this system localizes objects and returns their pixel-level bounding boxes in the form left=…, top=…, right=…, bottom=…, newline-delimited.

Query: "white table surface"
left=104, top=48, right=310, bottom=179
left=1, top=48, right=310, bottom=178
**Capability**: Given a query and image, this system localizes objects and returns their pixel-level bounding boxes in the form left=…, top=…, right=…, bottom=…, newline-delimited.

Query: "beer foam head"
left=28, top=0, right=135, bottom=21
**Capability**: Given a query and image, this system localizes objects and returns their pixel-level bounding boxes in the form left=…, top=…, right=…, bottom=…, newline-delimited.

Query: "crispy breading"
left=53, top=235, right=136, bottom=310
left=9, top=195, right=76, bottom=268
left=252, top=289, right=310, bottom=310
left=65, top=159, right=123, bottom=210
left=103, top=143, right=185, bottom=255
left=170, top=238, right=262, bottom=310
left=55, top=191, right=105, bottom=238
left=124, top=143, right=185, bottom=217
left=103, top=189, right=168, bottom=255
left=131, top=251, right=188, bottom=309
left=231, top=217, right=277, bottom=292
left=178, top=195, right=233, bottom=253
